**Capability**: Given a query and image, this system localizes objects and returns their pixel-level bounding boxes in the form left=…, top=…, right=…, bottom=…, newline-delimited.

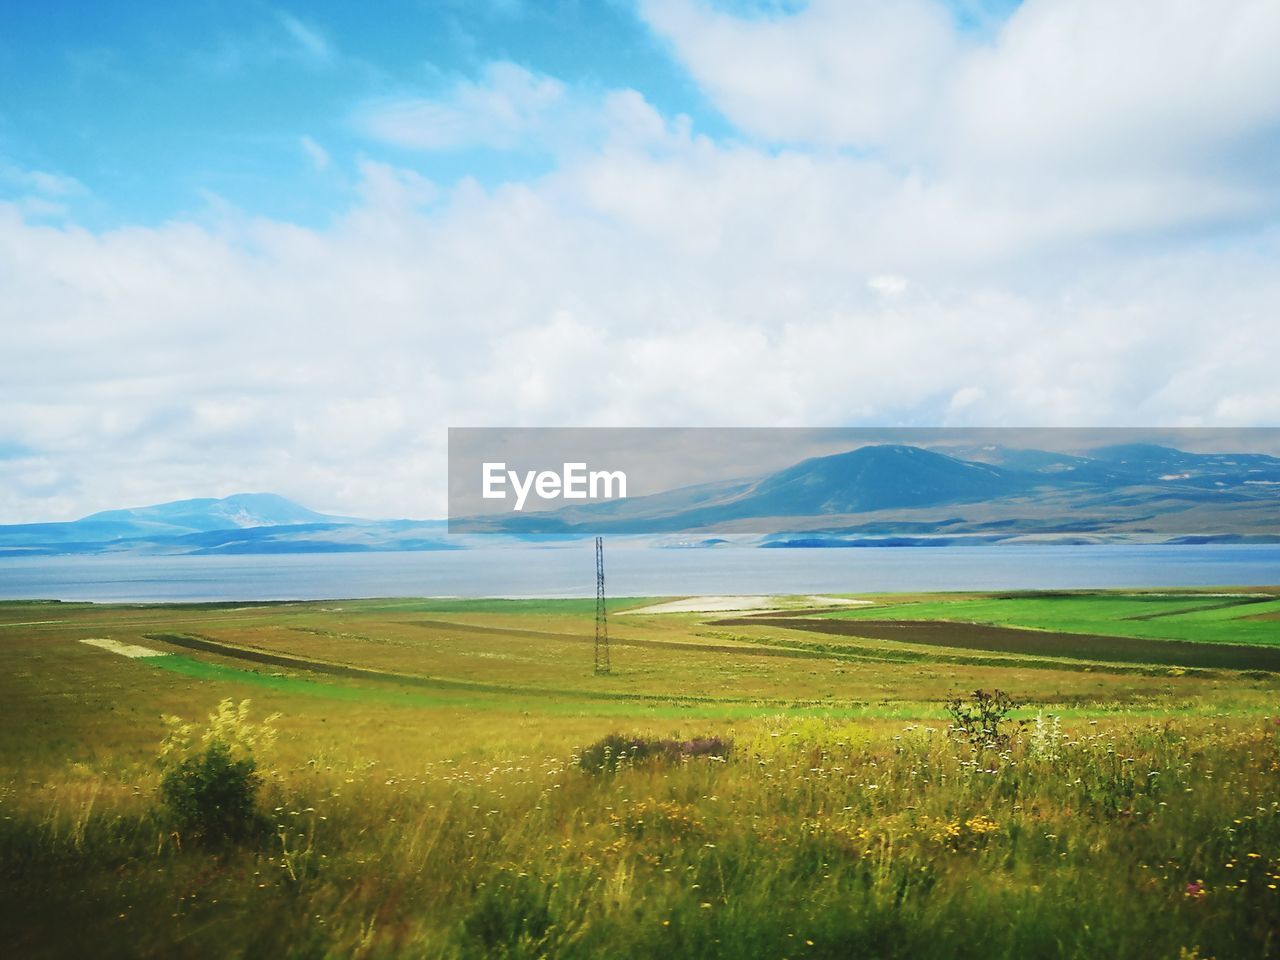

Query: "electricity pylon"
left=594, top=536, right=610, bottom=674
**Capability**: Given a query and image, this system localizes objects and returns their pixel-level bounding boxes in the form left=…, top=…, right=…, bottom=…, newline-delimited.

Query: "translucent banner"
left=447, top=427, right=1280, bottom=542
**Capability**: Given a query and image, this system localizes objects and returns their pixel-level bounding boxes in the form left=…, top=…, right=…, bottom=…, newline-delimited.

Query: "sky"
left=2, top=0, right=1279, bottom=522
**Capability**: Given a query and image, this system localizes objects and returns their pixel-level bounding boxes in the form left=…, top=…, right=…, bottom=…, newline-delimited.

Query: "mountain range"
left=459, top=442, right=1280, bottom=543
left=0, top=493, right=456, bottom=556
left=2, top=443, right=1277, bottom=555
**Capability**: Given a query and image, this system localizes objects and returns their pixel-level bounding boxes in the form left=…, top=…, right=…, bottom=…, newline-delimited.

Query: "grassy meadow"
left=1, top=589, right=1279, bottom=958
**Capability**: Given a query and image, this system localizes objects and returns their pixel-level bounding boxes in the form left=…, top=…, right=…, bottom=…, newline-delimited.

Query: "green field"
left=2, top=590, right=1279, bottom=959
left=816, top=591, right=1280, bottom=645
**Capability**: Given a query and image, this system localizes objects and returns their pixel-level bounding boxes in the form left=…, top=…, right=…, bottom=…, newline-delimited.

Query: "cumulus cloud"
left=2, top=1, right=1278, bottom=522
left=3, top=141, right=1277, bottom=521
left=641, top=0, right=1280, bottom=235
left=642, top=0, right=1280, bottom=160
left=868, top=275, right=908, bottom=297
left=948, top=0, right=1280, bottom=175
left=641, top=0, right=959, bottom=147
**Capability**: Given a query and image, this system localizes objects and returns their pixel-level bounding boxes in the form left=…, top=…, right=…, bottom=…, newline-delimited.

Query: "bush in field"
left=578, top=733, right=731, bottom=773
left=944, top=689, right=1016, bottom=751
left=157, top=698, right=279, bottom=844
left=161, top=743, right=259, bottom=844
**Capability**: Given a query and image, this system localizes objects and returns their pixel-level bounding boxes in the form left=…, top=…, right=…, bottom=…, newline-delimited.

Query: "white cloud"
left=948, top=0, right=1280, bottom=175
left=642, top=0, right=1280, bottom=161
left=3, top=3, right=1280, bottom=521
left=868, top=274, right=908, bottom=297
left=353, top=159, right=437, bottom=209
left=299, top=135, right=331, bottom=172
left=355, top=65, right=682, bottom=160
left=4, top=167, right=84, bottom=197
left=193, top=12, right=338, bottom=75
left=358, top=62, right=568, bottom=152
left=641, top=0, right=1280, bottom=236
left=3, top=136, right=1277, bottom=521
left=0, top=161, right=86, bottom=220
left=642, top=0, right=959, bottom=147
left=278, top=13, right=334, bottom=66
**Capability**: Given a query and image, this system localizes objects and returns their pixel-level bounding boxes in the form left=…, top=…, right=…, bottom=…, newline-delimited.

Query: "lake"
left=1, top=544, right=1278, bottom=603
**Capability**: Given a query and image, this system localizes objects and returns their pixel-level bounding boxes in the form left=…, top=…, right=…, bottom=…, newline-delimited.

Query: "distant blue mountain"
left=0, top=495, right=455, bottom=556
left=79, top=492, right=351, bottom=537
left=1, top=493, right=353, bottom=547
left=460, top=442, right=1280, bottom=541
left=747, top=445, right=1027, bottom=513
left=117, top=519, right=459, bottom=555
left=1088, top=443, right=1280, bottom=486
left=950, top=444, right=1137, bottom=485
left=4, top=442, right=1280, bottom=553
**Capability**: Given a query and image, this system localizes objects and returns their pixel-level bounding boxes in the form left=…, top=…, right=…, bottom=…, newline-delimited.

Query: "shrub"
left=160, top=742, right=261, bottom=844
left=944, top=689, right=1016, bottom=751
left=578, top=733, right=731, bottom=773
left=157, top=698, right=278, bottom=844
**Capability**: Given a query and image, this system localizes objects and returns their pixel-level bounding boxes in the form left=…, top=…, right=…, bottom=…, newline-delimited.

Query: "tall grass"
left=2, top=710, right=1278, bottom=959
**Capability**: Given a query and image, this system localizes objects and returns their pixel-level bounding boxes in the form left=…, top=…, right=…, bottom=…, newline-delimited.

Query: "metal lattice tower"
left=594, top=536, right=610, bottom=674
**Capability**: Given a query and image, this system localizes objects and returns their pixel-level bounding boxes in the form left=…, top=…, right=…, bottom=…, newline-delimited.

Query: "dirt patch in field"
left=78, top=637, right=169, bottom=658
left=713, top=617, right=1280, bottom=672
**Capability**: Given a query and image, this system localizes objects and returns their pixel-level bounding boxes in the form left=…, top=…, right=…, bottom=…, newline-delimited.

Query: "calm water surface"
left=0, top=545, right=1277, bottom=603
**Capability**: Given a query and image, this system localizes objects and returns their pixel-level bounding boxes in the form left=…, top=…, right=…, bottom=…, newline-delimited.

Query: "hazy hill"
left=461, top=443, right=1280, bottom=541
left=79, top=493, right=349, bottom=537
left=0, top=494, right=452, bottom=556
left=4, top=443, right=1280, bottom=553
